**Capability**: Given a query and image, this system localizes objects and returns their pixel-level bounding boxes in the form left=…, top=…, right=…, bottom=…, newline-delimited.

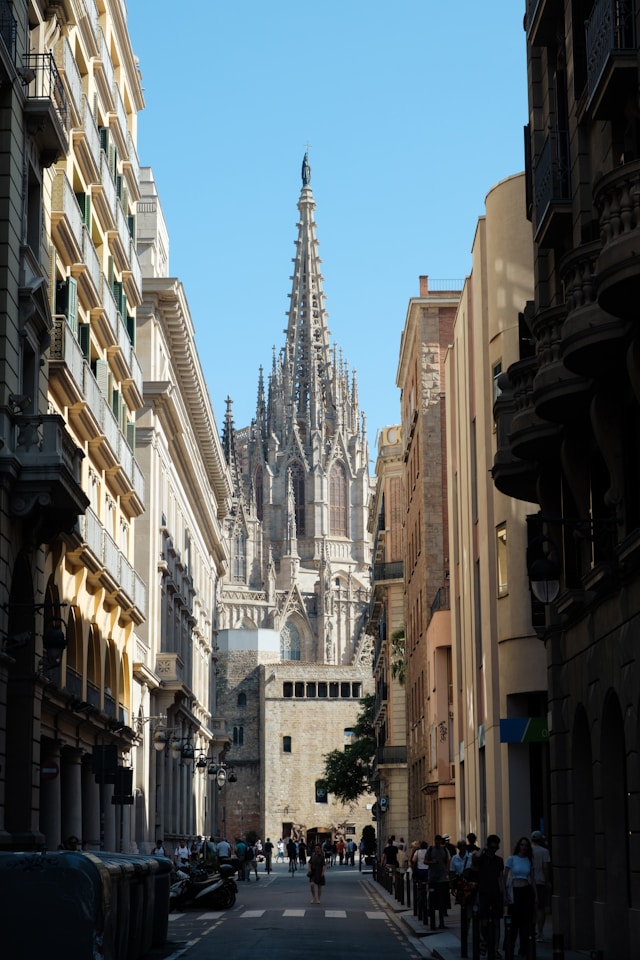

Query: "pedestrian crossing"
left=170, top=908, right=389, bottom=922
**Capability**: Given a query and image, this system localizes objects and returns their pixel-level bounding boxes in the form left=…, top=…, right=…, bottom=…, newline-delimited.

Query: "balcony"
left=71, top=225, right=102, bottom=309
left=585, top=0, right=636, bottom=120
left=123, top=240, right=143, bottom=306
left=108, top=81, right=129, bottom=157
left=123, top=132, right=141, bottom=202
left=22, top=52, right=69, bottom=165
left=49, top=318, right=85, bottom=405
left=108, top=200, right=131, bottom=272
left=156, top=653, right=190, bottom=695
left=72, top=95, right=101, bottom=186
left=492, top=381, right=540, bottom=504
left=594, top=157, right=640, bottom=318
left=0, top=408, right=88, bottom=542
left=93, top=27, right=115, bottom=112
left=375, top=745, right=407, bottom=767
left=372, top=560, right=404, bottom=584
left=91, top=275, right=119, bottom=349
left=526, top=0, right=558, bottom=47
left=531, top=304, right=593, bottom=423
left=560, top=240, right=630, bottom=376
left=53, top=35, right=82, bottom=126
left=507, top=356, right=562, bottom=463
left=533, top=130, right=572, bottom=247
left=51, top=170, right=84, bottom=263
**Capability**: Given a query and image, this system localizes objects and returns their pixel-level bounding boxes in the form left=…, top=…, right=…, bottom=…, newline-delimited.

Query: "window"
left=233, top=530, right=246, bottom=583
left=341, top=682, right=351, bottom=698
left=289, top=461, right=306, bottom=535
left=493, top=361, right=503, bottom=402
left=315, top=781, right=328, bottom=803
left=329, top=682, right=339, bottom=697
left=233, top=726, right=244, bottom=746
left=497, top=523, right=508, bottom=597
left=306, top=682, right=316, bottom=697
left=295, top=682, right=304, bottom=697
left=255, top=467, right=264, bottom=521
left=344, top=728, right=354, bottom=747
left=283, top=736, right=292, bottom=753
left=237, top=692, right=247, bottom=707
left=280, top=621, right=301, bottom=660
left=329, top=461, right=347, bottom=536
left=283, top=683, right=293, bottom=698
left=318, top=682, right=327, bottom=698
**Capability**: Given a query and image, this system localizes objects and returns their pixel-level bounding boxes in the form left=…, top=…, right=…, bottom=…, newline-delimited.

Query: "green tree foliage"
left=321, top=694, right=376, bottom=804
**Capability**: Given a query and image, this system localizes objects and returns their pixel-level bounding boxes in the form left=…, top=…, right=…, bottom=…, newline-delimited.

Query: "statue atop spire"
left=301, top=152, right=311, bottom=187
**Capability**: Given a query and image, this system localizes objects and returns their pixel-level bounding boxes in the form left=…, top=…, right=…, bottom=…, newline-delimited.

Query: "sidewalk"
left=363, top=876, right=591, bottom=960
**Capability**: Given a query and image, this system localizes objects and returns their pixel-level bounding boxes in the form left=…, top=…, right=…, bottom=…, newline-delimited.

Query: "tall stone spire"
left=221, top=396, right=243, bottom=508
left=281, top=153, right=335, bottom=438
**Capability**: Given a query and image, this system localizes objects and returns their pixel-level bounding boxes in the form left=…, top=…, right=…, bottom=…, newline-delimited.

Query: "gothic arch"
left=87, top=624, right=101, bottom=707
left=104, top=640, right=117, bottom=717
left=329, top=460, right=347, bottom=536
left=119, top=650, right=130, bottom=725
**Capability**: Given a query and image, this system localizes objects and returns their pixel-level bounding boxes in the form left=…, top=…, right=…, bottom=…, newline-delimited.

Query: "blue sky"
left=126, top=1, right=528, bottom=445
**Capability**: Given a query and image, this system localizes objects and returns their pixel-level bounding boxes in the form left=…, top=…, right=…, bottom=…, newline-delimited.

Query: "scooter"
left=170, top=862, right=238, bottom=910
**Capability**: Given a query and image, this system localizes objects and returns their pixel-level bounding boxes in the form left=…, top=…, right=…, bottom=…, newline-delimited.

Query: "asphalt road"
left=153, top=861, right=428, bottom=960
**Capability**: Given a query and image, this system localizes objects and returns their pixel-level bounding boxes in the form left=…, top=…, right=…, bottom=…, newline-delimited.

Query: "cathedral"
left=215, top=156, right=375, bottom=846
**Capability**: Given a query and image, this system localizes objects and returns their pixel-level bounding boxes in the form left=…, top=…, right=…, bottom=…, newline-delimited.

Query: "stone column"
left=103, top=781, right=116, bottom=851
left=82, top=753, right=100, bottom=849
left=61, top=747, right=83, bottom=844
left=39, top=741, right=62, bottom=850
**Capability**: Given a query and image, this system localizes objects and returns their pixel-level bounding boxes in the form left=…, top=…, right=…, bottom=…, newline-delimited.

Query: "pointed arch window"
left=281, top=621, right=301, bottom=661
left=233, top=529, right=246, bottom=583
left=329, top=461, right=347, bottom=536
left=289, top=460, right=305, bottom=535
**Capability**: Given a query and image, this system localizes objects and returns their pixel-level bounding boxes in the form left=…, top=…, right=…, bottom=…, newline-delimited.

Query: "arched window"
left=329, top=461, right=347, bottom=536
left=254, top=467, right=263, bottom=521
left=280, top=621, right=301, bottom=660
left=233, top=725, right=244, bottom=746
left=237, top=692, right=247, bottom=707
left=233, top=529, right=246, bottom=582
left=289, top=460, right=305, bottom=536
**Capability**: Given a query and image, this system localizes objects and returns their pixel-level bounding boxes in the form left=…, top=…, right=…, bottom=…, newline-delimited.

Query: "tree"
left=321, top=694, right=375, bottom=804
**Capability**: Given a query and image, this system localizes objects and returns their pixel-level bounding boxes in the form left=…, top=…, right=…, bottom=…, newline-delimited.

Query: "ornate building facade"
left=215, top=157, right=375, bottom=844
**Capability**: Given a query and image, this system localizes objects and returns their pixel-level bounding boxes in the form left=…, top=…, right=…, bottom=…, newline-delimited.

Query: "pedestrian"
left=263, top=837, right=274, bottom=873
left=174, top=837, right=190, bottom=867
left=411, top=840, right=430, bottom=885
left=336, top=837, right=345, bottom=864
left=276, top=839, right=285, bottom=862
left=530, top=831, right=551, bottom=942
left=66, top=835, right=80, bottom=851
left=308, top=843, right=326, bottom=903
left=466, top=831, right=480, bottom=853
left=474, top=835, right=506, bottom=958
left=450, top=839, right=474, bottom=930
left=298, top=838, right=307, bottom=865
left=217, top=836, right=231, bottom=862
left=381, top=836, right=399, bottom=876
left=286, top=837, right=297, bottom=873
left=245, top=840, right=259, bottom=881
left=346, top=838, right=357, bottom=865
left=504, top=836, right=536, bottom=957
left=202, top=836, right=217, bottom=871
left=426, top=836, right=450, bottom=929
left=235, top=837, right=247, bottom=880
left=152, top=838, right=168, bottom=857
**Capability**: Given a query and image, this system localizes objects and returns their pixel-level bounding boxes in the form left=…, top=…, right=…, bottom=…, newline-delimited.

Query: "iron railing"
left=23, top=52, right=69, bottom=132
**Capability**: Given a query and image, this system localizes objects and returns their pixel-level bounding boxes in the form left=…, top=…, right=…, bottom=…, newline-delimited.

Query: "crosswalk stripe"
left=324, top=910, right=347, bottom=918
left=283, top=910, right=305, bottom=917
left=197, top=912, right=226, bottom=920
left=239, top=910, right=265, bottom=918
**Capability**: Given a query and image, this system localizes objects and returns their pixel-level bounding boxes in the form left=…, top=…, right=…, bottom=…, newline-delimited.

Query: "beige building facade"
left=133, top=168, right=232, bottom=850
left=366, top=425, right=408, bottom=853
left=446, top=173, right=545, bottom=848
left=396, top=277, right=459, bottom=844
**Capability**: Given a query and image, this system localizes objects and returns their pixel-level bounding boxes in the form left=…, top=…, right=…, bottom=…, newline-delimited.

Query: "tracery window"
left=233, top=529, right=246, bottom=582
left=329, top=461, right=347, bottom=536
left=255, top=467, right=263, bottom=521
left=280, top=621, right=301, bottom=660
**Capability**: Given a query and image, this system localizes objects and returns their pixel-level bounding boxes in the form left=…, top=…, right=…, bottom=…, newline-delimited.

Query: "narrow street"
left=152, top=863, right=427, bottom=960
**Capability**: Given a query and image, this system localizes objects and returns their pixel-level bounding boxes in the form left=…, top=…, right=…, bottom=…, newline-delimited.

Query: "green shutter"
left=75, top=192, right=91, bottom=229
left=113, top=280, right=123, bottom=315
left=99, top=126, right=109, bottom=153
left=67, top=277, right=78, bottom=337
left=127, top=214, right=136, bottom=241
left=108, top=255, right=114, bottom=289
left=126, top=421, right=136, bottom=451
left=126, top=314, right=135, bottom=346
left=78, top=323, right=91, bottom=360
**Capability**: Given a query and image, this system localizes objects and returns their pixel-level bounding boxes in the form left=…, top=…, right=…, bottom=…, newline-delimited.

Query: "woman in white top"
left=504, top=837, right=536, bottom=957
left=411, top=840, right=430, bottom=884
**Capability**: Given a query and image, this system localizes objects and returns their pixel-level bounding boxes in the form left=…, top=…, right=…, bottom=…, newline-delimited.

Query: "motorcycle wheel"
left=220, top=889, right=236, bottom=909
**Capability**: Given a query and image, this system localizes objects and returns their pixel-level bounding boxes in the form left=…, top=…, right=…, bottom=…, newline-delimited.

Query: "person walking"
left=174, top=838, right=190, bottom=868
left=298, top=838, right=307, bottom=866
left=426, top=836, right=450, bottom=929
left=474, top=834, right=506, bottom=958
left=504, top=836, right=536, bottom=957
left=216, top=837, right=231, bottom=863
left=245, top=840, right=259, bottom=881
left=263, top=837, right=274, bottom=873
left=152, top=838, right=168, bottom=858
left=276, top=839, right=285, bottom=862
left=308, top=843, right=326, bottom=903
left=286, top=837, right=297, bottom=873
left=530, top=831, right=551, bottom=941
left=235, top=837, right=247, bottom=880
left=380, top=836, right=399, bottom=876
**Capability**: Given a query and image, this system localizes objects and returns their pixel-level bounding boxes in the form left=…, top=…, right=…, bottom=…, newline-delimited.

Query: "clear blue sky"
left=127, top=1, right=528, bottom=444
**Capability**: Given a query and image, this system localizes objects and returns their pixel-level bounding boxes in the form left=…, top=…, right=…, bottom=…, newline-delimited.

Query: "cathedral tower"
left=215, top=157, right=374, bottom=844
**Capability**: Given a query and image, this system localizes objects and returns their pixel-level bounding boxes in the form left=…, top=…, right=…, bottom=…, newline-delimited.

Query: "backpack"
left=245, top=845, right=254, bottom=861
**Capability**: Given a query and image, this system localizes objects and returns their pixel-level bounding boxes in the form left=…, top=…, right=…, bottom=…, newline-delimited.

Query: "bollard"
left=504, top=913, right=513, bottom=960
left=413, top=877, right=419, bottom=917
left=406, top=870, right=411, bottom=909
left=487, top=914, right=496, bottom=960
left=552, top=933, right=564, bottom=960
left=472, top=904, right=481, bottom=960
left=461, top=904, right=468, bottom=958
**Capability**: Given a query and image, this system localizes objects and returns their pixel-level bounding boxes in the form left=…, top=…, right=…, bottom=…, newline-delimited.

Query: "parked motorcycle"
left=170, top=862, right=238, bottom=910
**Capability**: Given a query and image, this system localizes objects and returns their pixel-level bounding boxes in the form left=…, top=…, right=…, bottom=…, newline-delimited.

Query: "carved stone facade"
left=216, top=159, right=375, bottom=843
